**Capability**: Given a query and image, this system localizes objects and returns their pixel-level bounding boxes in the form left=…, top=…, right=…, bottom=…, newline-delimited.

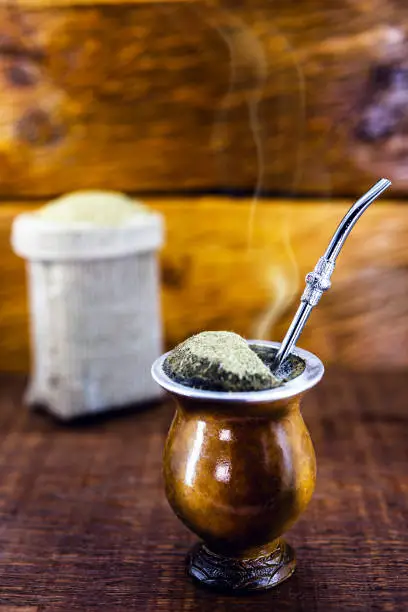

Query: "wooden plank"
left=0, top=198, right=407, bottom=372
left=0, top=608, right=38, bottom=612
left=0, top=1, right=408, bottom=196
left=14, top=0, right=188, bottom=5
left=20, top=0, right=188, bottom=4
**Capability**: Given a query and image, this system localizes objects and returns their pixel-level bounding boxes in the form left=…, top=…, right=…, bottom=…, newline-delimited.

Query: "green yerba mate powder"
left=163, top=331, right=282, bottom=392
left=36, top=191, right=149, bottom=226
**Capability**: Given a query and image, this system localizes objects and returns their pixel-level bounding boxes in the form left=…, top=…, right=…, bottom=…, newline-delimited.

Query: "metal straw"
left=273, top=178, right=392, bottom=370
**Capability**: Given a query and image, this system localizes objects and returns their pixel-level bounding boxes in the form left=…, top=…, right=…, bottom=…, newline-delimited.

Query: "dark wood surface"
left=0, top=368, right=407, bottom=611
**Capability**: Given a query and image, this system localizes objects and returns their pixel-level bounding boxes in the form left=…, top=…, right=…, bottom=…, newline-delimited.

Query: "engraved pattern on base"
left=188, top=539, right=296, bottom=592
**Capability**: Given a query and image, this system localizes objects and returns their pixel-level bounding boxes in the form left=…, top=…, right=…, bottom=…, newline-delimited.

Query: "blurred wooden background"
left=0, top=0, right=407, bottom=370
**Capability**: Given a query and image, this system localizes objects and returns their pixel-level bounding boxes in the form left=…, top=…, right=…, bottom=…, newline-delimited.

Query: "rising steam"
left=206, top=13, right=306, bottom=337
left=253, top=216, right=300, bottom=340
left=191, top=5, right=308, bottom=339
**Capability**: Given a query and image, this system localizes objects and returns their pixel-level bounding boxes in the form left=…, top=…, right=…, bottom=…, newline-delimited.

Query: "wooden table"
left=0, top=369, right=407, bottom=611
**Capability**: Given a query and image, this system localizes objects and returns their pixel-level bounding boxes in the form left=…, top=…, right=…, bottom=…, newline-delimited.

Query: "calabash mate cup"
left=152, top=340, right=324, bottom=592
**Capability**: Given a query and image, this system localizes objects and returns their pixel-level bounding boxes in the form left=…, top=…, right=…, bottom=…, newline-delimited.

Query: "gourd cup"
left=152, top=340, right=324, bottom=592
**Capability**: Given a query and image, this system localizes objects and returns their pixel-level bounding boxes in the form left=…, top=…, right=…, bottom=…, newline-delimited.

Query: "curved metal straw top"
left=273, top=178, right=392, bottom=370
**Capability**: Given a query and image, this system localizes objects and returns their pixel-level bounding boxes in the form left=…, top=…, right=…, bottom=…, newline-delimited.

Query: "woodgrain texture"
left=2, top=1, right=408, bottom=196
left=1, top=198, right=407, bottom=372
left=20, top=0, right=188, bottom=4
left=0, top=369, right=407, bottom=610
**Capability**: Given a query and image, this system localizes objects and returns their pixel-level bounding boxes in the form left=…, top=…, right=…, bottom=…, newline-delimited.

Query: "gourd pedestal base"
left=188, top=539, right=296, bottom=593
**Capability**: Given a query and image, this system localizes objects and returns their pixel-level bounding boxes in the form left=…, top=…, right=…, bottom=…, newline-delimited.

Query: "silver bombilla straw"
left=273, top=178, right=392, bottom=370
